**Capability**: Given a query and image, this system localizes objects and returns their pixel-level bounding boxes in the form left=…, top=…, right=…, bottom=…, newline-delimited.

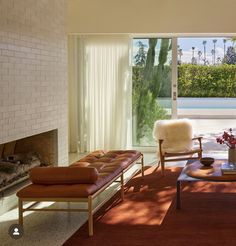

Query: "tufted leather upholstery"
left=29, top=167, right=99, bottom=185
left=17, top=150, right=142, bottom=198
left=71, top=150, right=141, bottom=170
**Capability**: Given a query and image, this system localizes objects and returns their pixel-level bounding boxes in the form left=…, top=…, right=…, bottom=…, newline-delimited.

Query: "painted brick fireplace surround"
left=0, top=0, right=68, bottom=214
left=0, top=0, right=68, bottom=165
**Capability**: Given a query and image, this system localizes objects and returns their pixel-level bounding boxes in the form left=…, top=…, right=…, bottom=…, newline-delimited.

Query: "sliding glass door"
left=177, top=37, right=236, bottom=154
left=132, top=36, right=236, bottom=152
left=132, top=38, right=172, bottom=146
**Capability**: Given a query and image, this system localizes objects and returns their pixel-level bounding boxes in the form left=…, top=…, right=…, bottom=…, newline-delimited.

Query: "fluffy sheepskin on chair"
left=153, top=119, right=194, bottom=155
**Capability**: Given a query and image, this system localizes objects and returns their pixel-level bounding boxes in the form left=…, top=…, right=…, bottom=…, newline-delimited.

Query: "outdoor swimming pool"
left=159, top=98, right=236, bottom=109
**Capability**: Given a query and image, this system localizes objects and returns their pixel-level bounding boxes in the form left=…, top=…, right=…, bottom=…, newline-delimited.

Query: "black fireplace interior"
left=0, top=152, right=42, bottom=190
left=0, top=130, right=58, bottom=192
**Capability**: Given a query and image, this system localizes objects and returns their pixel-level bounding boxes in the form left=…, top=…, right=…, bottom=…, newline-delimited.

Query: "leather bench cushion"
left=17, top=183, right=100, bottom=198
left=71, top=161, right=105, bottom=172
left=17, top=167, right=122, bottom=198
left=77, top=150, right=142, bottom=170
left=30, top=167, right=99, bottom=185
left=17, top=150, right=142, bottom=198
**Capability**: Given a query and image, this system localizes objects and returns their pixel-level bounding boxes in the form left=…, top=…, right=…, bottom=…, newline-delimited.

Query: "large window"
left=177, top=37, right=236, bottom=154
left=177, top=37, right=236, bottom=116
left=132, top=36, right=236, bottom=151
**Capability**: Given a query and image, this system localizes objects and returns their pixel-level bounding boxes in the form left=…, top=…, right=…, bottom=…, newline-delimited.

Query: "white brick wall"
left=0, top=0, right=68, bottom=165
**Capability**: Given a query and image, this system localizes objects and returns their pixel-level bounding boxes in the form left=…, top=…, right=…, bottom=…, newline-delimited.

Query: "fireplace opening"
left=0, top=130, right=58, bottom=192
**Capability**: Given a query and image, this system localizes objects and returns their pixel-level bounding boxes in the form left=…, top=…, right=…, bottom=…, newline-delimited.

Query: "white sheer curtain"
left=70, top=35, right=132, bottom=152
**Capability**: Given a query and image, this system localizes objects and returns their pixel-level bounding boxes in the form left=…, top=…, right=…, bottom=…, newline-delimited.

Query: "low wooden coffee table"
left=176, top=159, right=236, bottom=209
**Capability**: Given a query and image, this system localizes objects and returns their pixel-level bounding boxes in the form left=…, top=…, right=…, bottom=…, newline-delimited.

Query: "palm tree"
left=223, top=39, right=227, bottom=57
left=202, top=40, right=207, bottom=65
left=230, top=37, right=236, bottom=47
left=191, top=47, right=196, bottom=64
left=211, top=49, right=215, bottom=65
left=213, top=39, right=217, bottom=65
left=178, top=48, right=183, bottom=64
left=198, top=51, right=202, bottom=64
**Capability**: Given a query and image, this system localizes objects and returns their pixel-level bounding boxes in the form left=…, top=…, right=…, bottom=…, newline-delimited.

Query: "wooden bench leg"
left=121, top=173, right=124, bottom=201
left=159, top=140, right=165, bottom=176
left=88, top=196, right=93, bottom=236
left=18, top=199, right=23, bottom=226
left=160, top=157, right=165, bottom=176
left=141, top=154, right=144, bottom=177
left=198, top=151, right=202, bottom=159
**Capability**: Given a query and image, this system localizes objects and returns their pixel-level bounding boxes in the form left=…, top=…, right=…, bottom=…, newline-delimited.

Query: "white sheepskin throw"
left=153, top=119, right=193, bottom=154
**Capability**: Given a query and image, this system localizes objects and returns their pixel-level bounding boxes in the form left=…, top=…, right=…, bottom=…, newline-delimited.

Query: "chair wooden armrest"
left=192, top=136, right=203, bottom=141
left=158, top=139, right=164, bottom=144
left=159, top=137, right=203, bottom=158
left=192, top=136, right=203, bottom=155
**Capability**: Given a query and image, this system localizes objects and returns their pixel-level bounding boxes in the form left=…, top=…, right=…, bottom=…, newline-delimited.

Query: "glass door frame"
left=171, top=37, right=178, bottom=119
left=131, top=34, right=236, bottom=152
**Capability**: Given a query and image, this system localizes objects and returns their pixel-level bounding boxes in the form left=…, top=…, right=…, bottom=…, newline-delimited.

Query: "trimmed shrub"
left=178, top=64, right=236, bottom=97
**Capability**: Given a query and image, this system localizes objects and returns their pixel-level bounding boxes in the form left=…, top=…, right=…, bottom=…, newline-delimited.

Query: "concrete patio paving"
left=191, top=118, right=236, bottom=156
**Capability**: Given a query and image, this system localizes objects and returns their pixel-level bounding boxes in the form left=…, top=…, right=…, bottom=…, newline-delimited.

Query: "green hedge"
left=133, top=64, right=236, bottom=98
left=178, top=64, right=236, bottom=97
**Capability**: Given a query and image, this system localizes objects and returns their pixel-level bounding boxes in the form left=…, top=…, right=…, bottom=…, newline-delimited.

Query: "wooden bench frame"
left=18, top=154, right=144, bottom=236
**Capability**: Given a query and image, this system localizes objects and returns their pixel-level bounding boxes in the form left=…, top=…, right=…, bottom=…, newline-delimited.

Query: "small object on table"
left=200, top=157, right=214, bottom=167
left=221, top=162, right=236, bottom=175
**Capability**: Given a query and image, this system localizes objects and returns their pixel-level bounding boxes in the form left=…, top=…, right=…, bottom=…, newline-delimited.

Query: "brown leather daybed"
left=17, top=150, right=143, bottom=236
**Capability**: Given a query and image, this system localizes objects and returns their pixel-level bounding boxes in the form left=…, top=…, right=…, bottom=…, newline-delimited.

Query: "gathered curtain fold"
left=68, top=35, right=132, bottom=153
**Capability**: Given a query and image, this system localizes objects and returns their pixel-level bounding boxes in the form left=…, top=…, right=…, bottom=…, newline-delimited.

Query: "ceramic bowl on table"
left=200, top=157, right=215, bottom=167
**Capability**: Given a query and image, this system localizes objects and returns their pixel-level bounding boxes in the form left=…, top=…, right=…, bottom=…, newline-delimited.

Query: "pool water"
left=159, top=97, right=236, bottom=109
